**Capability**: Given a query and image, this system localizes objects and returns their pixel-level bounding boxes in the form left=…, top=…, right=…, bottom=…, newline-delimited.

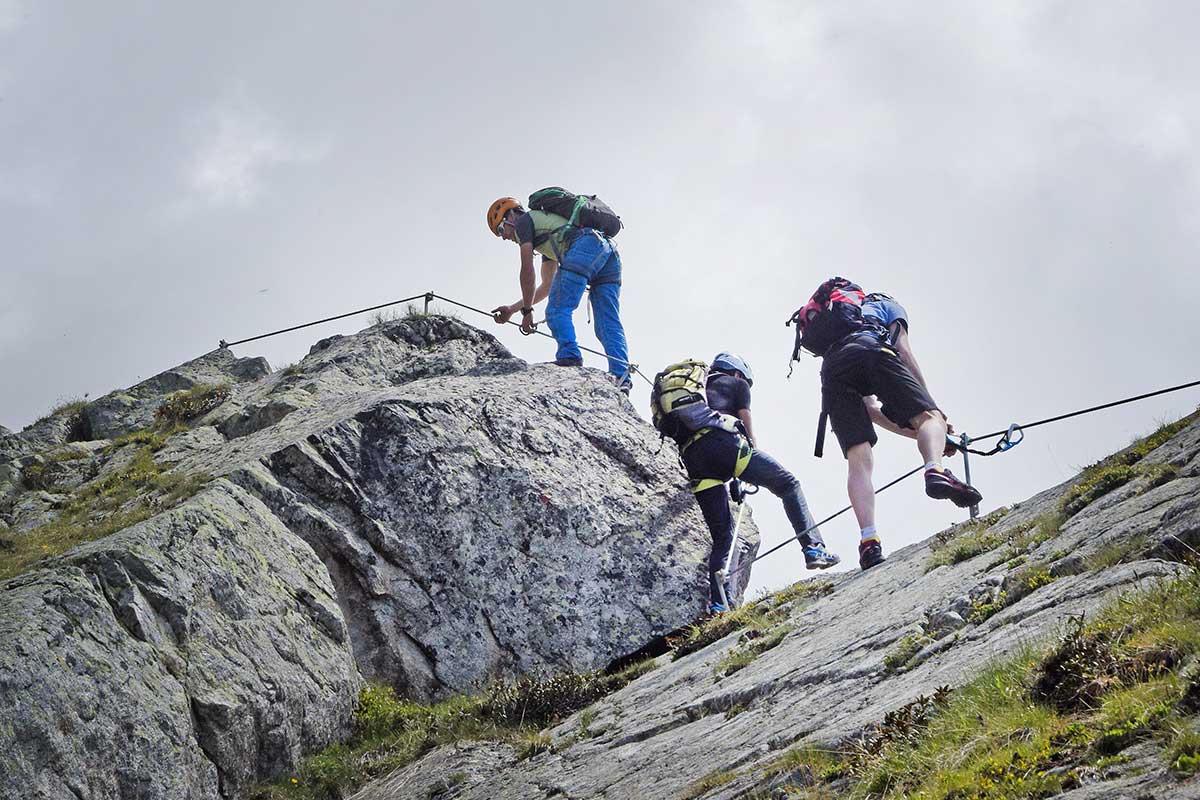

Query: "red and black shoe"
left=925, top=467, right=983, bottom=508
left=859, top=538, right=886, bottom=570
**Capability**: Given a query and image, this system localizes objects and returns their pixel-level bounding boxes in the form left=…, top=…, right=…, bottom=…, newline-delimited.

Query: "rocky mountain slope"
left=0, top=315, right=755, bottom=800
left=350, top=409, right=1200, bottom=800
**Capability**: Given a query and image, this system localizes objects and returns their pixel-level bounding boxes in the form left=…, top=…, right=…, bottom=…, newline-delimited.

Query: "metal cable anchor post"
left=424, top=292, right=434, bottom=314
left=959, top=432, right=979, bottom=519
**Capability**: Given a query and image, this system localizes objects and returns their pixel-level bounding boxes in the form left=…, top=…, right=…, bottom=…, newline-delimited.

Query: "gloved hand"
left=729, top=479, right=745, bottom=503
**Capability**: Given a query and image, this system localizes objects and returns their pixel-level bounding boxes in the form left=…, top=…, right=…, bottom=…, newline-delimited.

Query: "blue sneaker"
left=709, top=602, right=728, bottom=614
left=804, top=543, right=841, bottom=570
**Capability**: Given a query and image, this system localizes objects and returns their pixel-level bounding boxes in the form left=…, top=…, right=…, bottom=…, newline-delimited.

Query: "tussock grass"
left=33, top=397, right=88, bottom=426
left=673, top=578, right=831, bottom=663
left=155, top=383, right=232, bottom=426
left=252, top=658, right=660, bottom=800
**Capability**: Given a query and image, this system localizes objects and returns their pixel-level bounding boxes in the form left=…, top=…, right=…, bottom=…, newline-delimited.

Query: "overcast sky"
left=3, top=1, right=1199, bottom=594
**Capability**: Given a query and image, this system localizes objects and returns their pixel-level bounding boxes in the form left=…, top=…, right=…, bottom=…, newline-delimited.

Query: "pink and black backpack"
left=786, top=277, right=879, bottom=359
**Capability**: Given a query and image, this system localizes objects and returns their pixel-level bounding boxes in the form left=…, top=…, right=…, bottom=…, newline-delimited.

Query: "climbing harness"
left=683, top=429, right=752, bottom=494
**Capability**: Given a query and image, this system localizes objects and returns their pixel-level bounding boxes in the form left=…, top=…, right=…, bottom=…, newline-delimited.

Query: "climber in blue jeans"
left=487, top=197, right=632, bottom=391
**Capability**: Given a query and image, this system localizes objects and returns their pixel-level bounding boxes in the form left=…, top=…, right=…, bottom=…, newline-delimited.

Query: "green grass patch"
left=927, top=508, right=1012, bottom=569
left=670, top=601, right=787, bottom=660
left=30, top=397, right=91, bottom=441
left=34, top=397, right=88, bottom=426
left=20, top=447, right=94, bottom=490
left=1169, top=729, right=1200, bottom=774
left=108, top=423, right=186, bottom=452
left=681, top=769, right=737, bottom=799
left=716, top=624, right=792, bottom=678
left=1060, top=410, right=1199, bottom=517
left=1061, top=464, right=1137, bottom=517
left=769, top=578, right=834, bottom=608
left=882, top=632, right=933, bottom=674
left=155, top=383, right=232, bottom=426
left=968, top=564, right=1057, bottom=625
left=927, top=509, right=1065, bottom=573
left=0, top=444, right=211, bottom=581
left=1086, top=534, right=1151, bottom=571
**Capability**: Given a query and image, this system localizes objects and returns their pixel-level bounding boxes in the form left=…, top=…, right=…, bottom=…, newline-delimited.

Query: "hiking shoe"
left=554, top=357, right=584, bottom=367
left=616, top=378, right=633, bottom=395
left=803, top=543, right=841, bottom=570
left=708, top=602, right=728, bottom=615
left=859, top=538, right=886, bottom=571
left=924, top=467, right=983, bottom=508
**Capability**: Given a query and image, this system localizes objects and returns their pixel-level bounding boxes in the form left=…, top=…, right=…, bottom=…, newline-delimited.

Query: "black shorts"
left=820, top=333, right=938, bottom=457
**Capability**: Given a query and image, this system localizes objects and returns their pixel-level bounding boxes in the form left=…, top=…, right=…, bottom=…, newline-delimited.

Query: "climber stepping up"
left=787, top=278, right=982, bottom=572
left=487, top=190, right=632, bottom=392
left=652, top=358, right=841, bottom=615
left=707, top=353, right=839, bottom=571
left=858, top=292, right=969, bottom=497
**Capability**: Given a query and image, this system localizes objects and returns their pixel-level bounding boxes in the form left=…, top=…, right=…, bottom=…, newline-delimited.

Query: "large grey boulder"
left=0, top=482, right=358, bottom=800
left=223, top=367, right=734, bottom=698
left=0, top=314, right=758, bottom=797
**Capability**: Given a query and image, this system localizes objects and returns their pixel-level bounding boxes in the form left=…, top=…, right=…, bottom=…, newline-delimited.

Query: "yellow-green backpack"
left=651, top=360, right=723, bottom=441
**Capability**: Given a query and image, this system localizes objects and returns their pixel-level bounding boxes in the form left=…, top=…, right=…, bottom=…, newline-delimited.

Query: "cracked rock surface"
left=353, top=416, right=1200, bottom=800
left=0, top=482, right=358, bottom=800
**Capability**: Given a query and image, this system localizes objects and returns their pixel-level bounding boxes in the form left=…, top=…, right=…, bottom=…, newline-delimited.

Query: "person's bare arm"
left=892, top=324, right=929, bottom=389
left=516, top=244, right=538, bottom=332
left=495, top=257, right=557, bottom=323
left=532, top=258, right=557, bottom=304
left=865, top=396, right=917, bottom=440
left=737, top=408, right=757, bottom=448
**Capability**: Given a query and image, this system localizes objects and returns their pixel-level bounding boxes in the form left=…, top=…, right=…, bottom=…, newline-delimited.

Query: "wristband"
left=520, top=306, right=533, bottom=315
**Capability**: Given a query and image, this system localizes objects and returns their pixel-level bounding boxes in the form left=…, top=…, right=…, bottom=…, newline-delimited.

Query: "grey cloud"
left=2, top=1, right=1198, bottom=595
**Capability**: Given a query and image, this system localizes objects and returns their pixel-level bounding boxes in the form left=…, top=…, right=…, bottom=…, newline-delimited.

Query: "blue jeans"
left=545, top=230, right=630, bottom=379
left=738, top=449, right=825, bottom=547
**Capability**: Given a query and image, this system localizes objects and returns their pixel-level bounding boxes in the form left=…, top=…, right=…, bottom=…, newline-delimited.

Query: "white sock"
left=925, top=461, right=939, bottom=471
left=860, top=525, right=877, bottom=541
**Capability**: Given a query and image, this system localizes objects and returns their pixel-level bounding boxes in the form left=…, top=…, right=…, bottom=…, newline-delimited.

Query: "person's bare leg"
left=915, top=409, right=984, bottom=506
left=911, top=410, right=948, bottom=467
left=847, top=442, right=875, bottom=529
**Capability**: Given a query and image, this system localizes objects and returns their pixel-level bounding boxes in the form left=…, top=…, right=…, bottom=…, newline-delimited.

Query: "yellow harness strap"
left=685, top=430, right=752, bottom=494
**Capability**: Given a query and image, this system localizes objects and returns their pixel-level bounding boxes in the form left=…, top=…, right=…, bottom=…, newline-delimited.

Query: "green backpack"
left=651, top=360, right=737, bottom=441
left=528, top=187, right=623, bottom=238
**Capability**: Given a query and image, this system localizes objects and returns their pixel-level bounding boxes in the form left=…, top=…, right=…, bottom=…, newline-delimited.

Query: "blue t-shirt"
left=706, top=372, right=751, bottom=416
left=862, top=295, right=908, bottom=332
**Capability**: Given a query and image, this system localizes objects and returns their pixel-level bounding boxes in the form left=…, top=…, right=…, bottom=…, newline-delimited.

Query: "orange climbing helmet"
left=487, top=197, right=521, bottom=236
